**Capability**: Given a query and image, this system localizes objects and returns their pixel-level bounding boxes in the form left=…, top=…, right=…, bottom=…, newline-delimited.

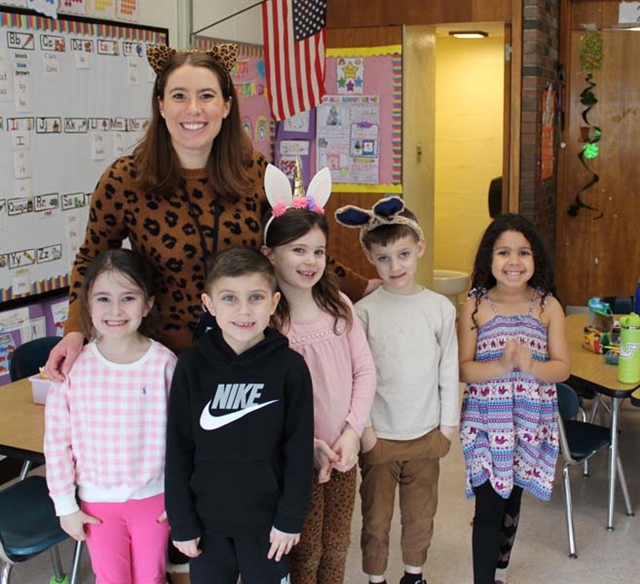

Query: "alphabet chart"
left=0, top=8, right=167, bottom=302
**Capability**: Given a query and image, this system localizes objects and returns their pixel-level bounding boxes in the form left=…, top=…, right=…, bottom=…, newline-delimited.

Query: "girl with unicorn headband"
left=261, top=161, right=377, bottom=584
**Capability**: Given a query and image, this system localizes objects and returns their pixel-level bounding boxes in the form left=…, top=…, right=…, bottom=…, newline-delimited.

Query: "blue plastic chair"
left=556, top=382, right=632, bottom=558
left=3, top=336, right=83, bottom=583
left=8, top=337, right=61, bottom=382
left=0, top=476, right=78, bottom=584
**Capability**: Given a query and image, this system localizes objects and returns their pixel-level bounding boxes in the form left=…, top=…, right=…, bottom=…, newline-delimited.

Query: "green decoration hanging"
left=583, top=143, right=599, bottom=159
left=567, top=72, right=603, bottom=219
left=579, top=32, right=603, bottom=71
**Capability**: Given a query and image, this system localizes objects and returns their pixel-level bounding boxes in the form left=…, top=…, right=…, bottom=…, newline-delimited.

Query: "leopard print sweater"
left=65, top=150, right=366, bottom=355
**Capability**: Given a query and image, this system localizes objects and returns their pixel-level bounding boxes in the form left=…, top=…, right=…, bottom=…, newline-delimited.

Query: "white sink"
left=432, top=269, right=470, bottom=307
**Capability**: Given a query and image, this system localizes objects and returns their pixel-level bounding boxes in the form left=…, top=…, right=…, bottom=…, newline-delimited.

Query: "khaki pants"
left=359, top=428, right=451, bottom=575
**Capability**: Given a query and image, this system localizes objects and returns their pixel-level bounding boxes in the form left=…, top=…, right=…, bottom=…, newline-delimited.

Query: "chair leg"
left=1, top=563, right=12, bottom=584
left=615, top=456, right=634, bottom=517
left=49, top=545, right=66, bottom=583
left=18, top=460, right=32, bottom=481
left=588, top=396, right=599, bottom=423
left=70, top=541, right=83, bottom=584
left=562, top=465, right=578, bottom=558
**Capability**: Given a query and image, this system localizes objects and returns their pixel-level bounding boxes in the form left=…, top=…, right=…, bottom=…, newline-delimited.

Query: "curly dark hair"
left=263, top=209, right=353, bottom=334
left=469, top=213, right=557, bottom=327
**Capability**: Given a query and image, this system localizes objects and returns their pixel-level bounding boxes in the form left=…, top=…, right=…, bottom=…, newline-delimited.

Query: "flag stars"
left=293, top=0, right=327, bottom=41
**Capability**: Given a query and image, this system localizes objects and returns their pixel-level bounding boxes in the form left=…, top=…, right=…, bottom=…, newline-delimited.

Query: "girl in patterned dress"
left=458, top=214, right=570, bottom=584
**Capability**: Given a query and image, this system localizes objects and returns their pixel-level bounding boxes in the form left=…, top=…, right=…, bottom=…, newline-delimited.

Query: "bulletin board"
left=0, top=7, right=168, bottom=303
left=321, top=45, right=402, bottom=193
left=194, top=35, right=275, bottom=163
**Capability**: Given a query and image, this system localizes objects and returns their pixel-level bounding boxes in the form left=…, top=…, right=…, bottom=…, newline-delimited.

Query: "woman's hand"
left=267, top=527, right=300, bottom=562
left=44, top=332, right=84, bottom=381
left=314, top=438, right=339, bottom=483
left=332, top=426, right=360, bottom=473
left=173, top=538, right=201, bottom=558
left=60, top=510, right=101, bottom=541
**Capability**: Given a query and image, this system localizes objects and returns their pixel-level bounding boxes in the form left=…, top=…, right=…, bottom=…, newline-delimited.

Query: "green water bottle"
left=618, top=312, right=640, bottom=384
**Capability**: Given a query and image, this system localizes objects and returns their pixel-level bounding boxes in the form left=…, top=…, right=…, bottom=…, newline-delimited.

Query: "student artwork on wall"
left=0, top=6, right=167, bottom=302
left=193, top=36, right=274, bottom=163
left=319, top=45, right=402, bottom=193
left=275, top=109, right=315, bottom=185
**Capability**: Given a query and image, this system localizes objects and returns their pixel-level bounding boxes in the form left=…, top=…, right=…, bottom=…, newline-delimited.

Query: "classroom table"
left=565, top=313, right=639, bottom=529
left=0, top=377, right=45, bottom=464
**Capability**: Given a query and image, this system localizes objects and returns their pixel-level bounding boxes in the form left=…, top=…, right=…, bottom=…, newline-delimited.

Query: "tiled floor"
left=4, top=395, right=639, bottom=584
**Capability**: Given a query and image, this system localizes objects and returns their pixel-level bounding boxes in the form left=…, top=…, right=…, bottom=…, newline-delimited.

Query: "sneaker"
left=399, top=579, right=426, bottom=584
left=495, top=580, right=509, bottom=584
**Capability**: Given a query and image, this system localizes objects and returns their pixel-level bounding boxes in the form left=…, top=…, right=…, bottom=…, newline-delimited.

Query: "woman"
left=45, top=44, right=371, bottom=583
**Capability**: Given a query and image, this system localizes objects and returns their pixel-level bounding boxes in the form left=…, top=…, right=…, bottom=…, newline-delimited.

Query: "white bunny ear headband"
left=334, top=196, right=424, bottom=247
left=263, top=162, right=332, bottom=244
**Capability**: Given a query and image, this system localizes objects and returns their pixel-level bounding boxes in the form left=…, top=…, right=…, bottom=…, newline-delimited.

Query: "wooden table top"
left=0, top=377, right=45, bottom=461
left=631, top=388, right=640, bottom=407
left=566, top=313, right=640, bottom=398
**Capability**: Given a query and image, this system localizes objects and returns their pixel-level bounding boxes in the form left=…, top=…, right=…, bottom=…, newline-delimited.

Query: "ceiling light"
left=448, top=31, right=489, bottom=39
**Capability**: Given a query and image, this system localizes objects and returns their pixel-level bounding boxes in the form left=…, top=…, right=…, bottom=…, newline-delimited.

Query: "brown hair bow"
left=146, top=43, right=238, bottom=76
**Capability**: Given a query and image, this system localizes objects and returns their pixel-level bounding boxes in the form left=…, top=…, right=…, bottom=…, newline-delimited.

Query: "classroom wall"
left=137, top=0, right=264, bottom=47
left=434, top=36, right=504, bottom=274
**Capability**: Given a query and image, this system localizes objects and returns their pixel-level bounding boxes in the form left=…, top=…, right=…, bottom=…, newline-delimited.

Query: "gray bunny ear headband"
left=334, top=196, right=424, bottom=247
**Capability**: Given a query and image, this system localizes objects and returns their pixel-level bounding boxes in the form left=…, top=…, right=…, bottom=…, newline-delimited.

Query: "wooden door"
left=556, top=31, right=640, bottom=306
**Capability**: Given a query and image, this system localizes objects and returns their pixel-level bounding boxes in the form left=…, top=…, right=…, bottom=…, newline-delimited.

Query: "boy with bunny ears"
left=336, top=197, right=459, bottom=584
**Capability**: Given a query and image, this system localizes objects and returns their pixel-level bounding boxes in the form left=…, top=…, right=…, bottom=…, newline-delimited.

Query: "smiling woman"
left=158, top=64, right=231, bottom=170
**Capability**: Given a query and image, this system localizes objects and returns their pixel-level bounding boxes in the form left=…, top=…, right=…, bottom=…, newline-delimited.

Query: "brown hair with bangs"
left=262, top=209, right=353, bottom=334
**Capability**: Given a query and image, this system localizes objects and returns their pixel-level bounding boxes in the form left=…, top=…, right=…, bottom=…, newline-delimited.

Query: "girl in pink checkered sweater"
left=45, top=249, right=177, bottom=584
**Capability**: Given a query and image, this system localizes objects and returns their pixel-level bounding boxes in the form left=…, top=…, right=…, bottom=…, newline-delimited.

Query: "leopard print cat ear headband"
left=146, top=43, right=238, bottom=76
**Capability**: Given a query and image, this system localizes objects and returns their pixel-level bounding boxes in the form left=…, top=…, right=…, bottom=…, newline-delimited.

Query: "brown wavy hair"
left=79, top=249, right=158, bottom=339
left=134, top=51, right=253, bottom=202
left=263, top=209, right=353, bottom=334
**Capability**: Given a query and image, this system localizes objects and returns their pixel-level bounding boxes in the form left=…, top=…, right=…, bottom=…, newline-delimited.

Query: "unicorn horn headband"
left=263, top=161, right=332, bottom=244
left=334, top=196, right=424, bottom=246
left=146, top=43, right=238, bottom=76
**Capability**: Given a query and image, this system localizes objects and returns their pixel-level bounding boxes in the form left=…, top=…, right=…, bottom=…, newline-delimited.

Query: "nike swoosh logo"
left=200, top=400, right=278, bottom=430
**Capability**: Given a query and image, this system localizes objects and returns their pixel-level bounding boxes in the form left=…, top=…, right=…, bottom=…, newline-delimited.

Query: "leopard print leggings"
left=289, top=467, right=357, bottom=584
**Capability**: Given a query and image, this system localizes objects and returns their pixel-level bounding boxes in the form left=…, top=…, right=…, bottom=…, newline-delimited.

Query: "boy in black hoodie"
left=165, top=247, right=314, bottom=584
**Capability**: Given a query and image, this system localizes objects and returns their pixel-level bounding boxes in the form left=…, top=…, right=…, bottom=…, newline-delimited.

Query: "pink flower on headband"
left=272, top=203, right=287, bottom=217
left=263, top=163, right=333, bottom=244
left=292, top=197, right=308, bottom=210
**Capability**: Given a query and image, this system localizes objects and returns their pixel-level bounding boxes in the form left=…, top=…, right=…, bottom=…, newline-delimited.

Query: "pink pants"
left=81, top=493, right=169, bottom=584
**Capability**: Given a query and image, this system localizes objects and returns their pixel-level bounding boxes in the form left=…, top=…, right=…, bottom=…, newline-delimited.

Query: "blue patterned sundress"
left=460, top=288, right=559, bottom=501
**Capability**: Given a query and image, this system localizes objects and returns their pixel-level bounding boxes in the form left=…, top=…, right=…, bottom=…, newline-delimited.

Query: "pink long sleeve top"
left=284, top=293, right=376, bottom=446
left=45, top=340, right=177, bottom=516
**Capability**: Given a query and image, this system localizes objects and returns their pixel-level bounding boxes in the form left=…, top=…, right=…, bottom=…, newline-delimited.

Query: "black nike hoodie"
left=165, top=325, right=314, bottom=541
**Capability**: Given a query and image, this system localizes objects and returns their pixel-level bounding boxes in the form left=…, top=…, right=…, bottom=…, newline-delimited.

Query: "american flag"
left=262, top=0, right=327, bottom=120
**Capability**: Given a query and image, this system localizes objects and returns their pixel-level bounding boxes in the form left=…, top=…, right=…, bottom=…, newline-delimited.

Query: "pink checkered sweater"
left=45, top=340, right=177, bottom=516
